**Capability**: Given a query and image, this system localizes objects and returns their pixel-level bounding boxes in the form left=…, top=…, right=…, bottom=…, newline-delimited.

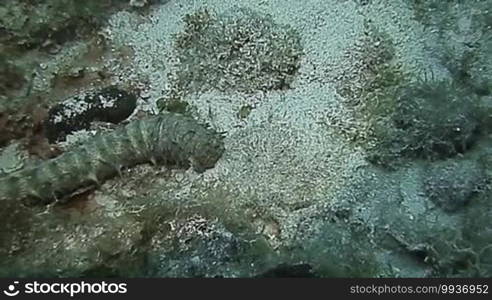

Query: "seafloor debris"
left=1, top=113, right=224, bottom=205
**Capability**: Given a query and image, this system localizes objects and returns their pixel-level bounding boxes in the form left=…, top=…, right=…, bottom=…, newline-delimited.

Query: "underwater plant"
left=363, top=76, right=484, bottom=167
left=170, top=7, right=303, bottom=94
left=392, top=79, right=482, bottom=160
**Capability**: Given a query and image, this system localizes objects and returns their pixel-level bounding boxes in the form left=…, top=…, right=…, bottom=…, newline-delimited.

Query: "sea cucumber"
left=0, top=113, right=224, bottom=205
left=44, top=86, right=137, bottom=143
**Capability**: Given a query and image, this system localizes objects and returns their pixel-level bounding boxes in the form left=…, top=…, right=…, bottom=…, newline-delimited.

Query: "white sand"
left=104, top=0, right=431, bottom=242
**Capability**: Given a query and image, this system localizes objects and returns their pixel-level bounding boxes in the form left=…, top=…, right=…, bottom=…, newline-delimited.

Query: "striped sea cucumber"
left=0, top=113, right=224, bottom=205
